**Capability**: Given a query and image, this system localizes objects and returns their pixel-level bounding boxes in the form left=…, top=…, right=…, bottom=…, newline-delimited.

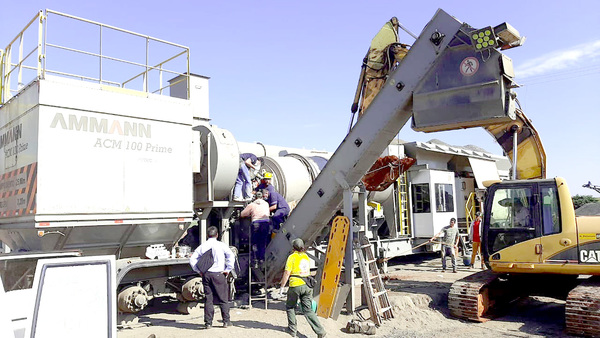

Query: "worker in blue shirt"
left=233, top=153, right=260, bottom=202
left=255, top=171, right=276, bottom=196
left=263, top=189, right=290, bottom=231
left=189, top=226, right=235, bottom=329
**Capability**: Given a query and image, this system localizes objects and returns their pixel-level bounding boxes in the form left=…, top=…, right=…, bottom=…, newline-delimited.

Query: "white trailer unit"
left=0, top=10, right=201, bottom=316
left=0, top=76, right=193, bottom=256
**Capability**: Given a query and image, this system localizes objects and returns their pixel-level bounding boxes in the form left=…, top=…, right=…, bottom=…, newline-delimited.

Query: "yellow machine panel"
left=317, top=216, right=350, bottom=318
left=484, top=109, right=546, bottom=179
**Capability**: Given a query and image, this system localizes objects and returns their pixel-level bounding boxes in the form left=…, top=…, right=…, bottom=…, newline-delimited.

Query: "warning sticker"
left=579, top=233, right=600, bottom=240
left=0, top=163, right=37, bottom=217
left=460, top=57, right=479, bottom=76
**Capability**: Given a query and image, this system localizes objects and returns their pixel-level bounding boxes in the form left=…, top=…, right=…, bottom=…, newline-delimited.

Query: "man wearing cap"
left=255, top=172, right=276, bottom=198
left=240, top=191, right=271, bottom=264
left=278, top=238, right=326, bottom=338
left=256, top=173, right=290, bottom=231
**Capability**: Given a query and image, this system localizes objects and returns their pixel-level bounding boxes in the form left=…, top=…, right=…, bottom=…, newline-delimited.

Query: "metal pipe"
left=42, top=10, right=47, bottom=79
left=18, top=33, right=23, bottom=89
left=398, top=21, right=418, bottom=40
left=45, top=9, right=189, bottom=49
left=512, top=125, right=519, bottom=179
left=99, top=24, right=103, bottom=85
left=343, top=190, right=355, bottom=313
left=145, top=37, right=149, bottom=92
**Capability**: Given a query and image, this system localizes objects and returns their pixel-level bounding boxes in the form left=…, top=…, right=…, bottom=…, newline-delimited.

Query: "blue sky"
left=1, top=1, right=599, bottom=196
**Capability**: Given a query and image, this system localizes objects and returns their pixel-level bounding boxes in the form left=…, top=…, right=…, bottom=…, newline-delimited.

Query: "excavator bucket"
left=411, top=46, right=518, bottom=132
left=407, top=24, right=544, bottom=179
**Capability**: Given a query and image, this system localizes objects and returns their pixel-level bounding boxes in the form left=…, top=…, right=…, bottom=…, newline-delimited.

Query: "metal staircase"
left=248, top=227, right=268, bottom=309
left=398, top=172, right=410, bottom=236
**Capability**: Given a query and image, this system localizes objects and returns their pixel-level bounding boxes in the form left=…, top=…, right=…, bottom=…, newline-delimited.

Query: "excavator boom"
left=484, top=108, right=546, bottom=179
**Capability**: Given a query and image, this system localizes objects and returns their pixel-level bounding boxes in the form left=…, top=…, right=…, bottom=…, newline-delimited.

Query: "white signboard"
left=25, top=255, right=116, bottom=338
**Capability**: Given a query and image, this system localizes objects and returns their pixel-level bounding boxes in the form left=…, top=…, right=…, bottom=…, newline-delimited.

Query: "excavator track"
left=566, top=276, right=600, bottom=336
left=448, top=269, right=498, bottom=322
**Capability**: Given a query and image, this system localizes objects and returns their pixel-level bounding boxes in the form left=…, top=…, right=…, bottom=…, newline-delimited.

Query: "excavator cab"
left=482, top=179, right=566, bottom=269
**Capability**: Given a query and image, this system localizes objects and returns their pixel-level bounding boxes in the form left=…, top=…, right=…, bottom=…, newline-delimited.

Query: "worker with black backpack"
left=189, top=226, right=235, bottom=329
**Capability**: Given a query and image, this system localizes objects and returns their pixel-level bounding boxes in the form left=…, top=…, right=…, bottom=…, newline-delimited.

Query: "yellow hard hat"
left=263, top=172, right=273, bottom=179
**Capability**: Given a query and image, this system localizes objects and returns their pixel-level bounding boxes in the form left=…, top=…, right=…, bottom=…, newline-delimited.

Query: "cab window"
left=541, top=185, right=561, bottom=235
left=489, top=187, right=533, bottom=229
left=487, top=186, right=535, bottom=252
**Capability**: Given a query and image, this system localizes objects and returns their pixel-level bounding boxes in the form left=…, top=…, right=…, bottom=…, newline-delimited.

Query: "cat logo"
left=580, top=250, right=600, bottom=263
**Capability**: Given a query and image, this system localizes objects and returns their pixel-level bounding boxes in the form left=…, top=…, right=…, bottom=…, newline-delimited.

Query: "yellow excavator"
left=354, top=16, right=599, bottom=337
left=449, top=174, right=600, bottom=337
left=449, top=175, right=600, bottom=336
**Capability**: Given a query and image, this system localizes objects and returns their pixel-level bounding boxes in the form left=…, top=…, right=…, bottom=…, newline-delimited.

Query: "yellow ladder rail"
left=465, top=192, right=476, bottom=235
left=398, top=171, right=410, bottom=236
left=317, top=216, right=350, bottom=318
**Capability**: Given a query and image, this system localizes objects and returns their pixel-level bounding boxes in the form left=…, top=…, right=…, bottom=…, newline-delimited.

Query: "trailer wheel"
left=181, top=276, right=203, bottom=301
left=117, top=285, right=148, bottom=313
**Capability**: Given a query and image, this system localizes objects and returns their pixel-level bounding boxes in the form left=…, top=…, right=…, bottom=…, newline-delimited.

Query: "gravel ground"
left=117, top=254, right=577, bottom=338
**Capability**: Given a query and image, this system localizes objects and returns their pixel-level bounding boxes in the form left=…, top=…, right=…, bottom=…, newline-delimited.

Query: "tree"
left=572, top=195, right=600, bottom=210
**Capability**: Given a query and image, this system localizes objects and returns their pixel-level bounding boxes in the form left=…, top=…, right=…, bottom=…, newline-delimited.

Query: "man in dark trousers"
left=240, top=191, right=271, bottom=265
left=189, top=226, right=235, bottom=328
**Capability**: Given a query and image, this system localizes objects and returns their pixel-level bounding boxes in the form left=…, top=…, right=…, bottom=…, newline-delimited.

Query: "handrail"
left=44, top=69, right=121, bottom=86
left=1, top=9, right=190, bottom=104
left=3, top=45, right=38, bottom=81
left=1, top=11, right=44, bottom=104
left=45, top=9, right=189, bottom=50
left=4, top=11, right=43, bottom=51
left=122, top=49, right=189, bottom=87
left=465, top=192, right=476, bottom=235
left=46, top=42, right=185, bottom=81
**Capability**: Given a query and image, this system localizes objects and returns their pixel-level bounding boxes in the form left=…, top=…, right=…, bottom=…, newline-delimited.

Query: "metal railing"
left=1, top=9, right=190, bottom=105
left=465, top=191, right=476, bottom=235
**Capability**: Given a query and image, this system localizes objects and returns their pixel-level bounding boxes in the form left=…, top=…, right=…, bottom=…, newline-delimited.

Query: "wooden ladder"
left=354, top=233, right=394, bottom=326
